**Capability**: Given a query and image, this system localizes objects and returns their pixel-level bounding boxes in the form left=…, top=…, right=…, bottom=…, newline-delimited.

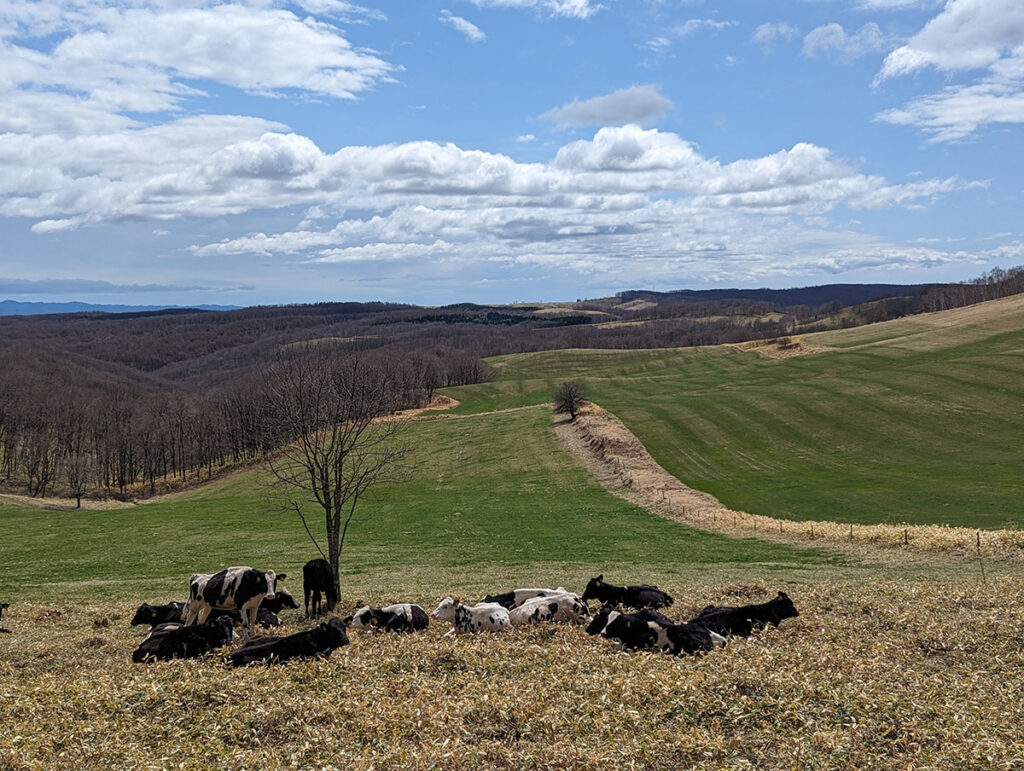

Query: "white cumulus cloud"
left=873, top=0, right=1024, bottom=140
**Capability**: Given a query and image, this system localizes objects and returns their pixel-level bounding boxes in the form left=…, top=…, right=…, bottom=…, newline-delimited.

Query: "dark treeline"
left=1, top=266, right=1021, bottom=502
left=0, top=344, right=490, bottom=504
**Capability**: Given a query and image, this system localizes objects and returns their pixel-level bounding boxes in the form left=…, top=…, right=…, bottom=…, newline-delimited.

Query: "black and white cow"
left=303, top=558, right=337, bottom=618
left=588, top=607, right=660, bottom=651
left=585, top=604, right=673, bottom=637
left=480, top=587, right=577, bottom=610
left=661, top=621, right=727, bottom=656
left=431, top=597, right=511, bottom=637
left=184, top=567, right=285, bottom=634
left=347, top=603, right=430, bottom=633
left=508, top=594, right=590, bottom=626
left=227, top=618, right=350, bottom=667
left=581, top=575, right=674, bottom=610
left=687, top=591, right=800, bottom=637
left=261, top=588, right=300, bottom=615
left=130, top=602, right=187, bottom=627
left=0, top=601, right=9, bottom=633
left=131, top=617, right=236, bottom=663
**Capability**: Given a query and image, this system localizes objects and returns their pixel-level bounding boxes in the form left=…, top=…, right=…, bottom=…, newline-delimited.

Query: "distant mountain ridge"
left=0, top=300, right=241, bottom=316
left=616, top=283, right=937, bottom=308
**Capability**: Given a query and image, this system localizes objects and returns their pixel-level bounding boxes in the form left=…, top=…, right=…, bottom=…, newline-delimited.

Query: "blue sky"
left=1, top=0, right=1022, bottom=306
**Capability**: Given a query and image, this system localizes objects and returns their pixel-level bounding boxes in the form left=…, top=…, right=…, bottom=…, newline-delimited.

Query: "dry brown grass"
left=731, top=336, right=835, bottom=359
left=2, top=578, right=1023, bottom=769
left=560, top=405, right=1024, bottom=561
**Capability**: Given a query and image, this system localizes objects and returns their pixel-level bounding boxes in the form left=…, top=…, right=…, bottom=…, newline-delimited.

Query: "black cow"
left=303, top=558, right=337, bottom=618
left=261, top=588, right=300, bottom=614
left=582, top=575, right=674, bottom=609
left=687, top=591, right=800, bottom=637
left=131, top=617, right=235, bottom=663
left=130, top=602, right=187, bottom=627
left=0, top=602, right=9, bottom=633
left=227, top=618, right=350, bottom=667
left=132, top=601, right=283, bottom=629
left=208, top=606, right=283, bottom=629
left=346, top=603, right=430, bottom=633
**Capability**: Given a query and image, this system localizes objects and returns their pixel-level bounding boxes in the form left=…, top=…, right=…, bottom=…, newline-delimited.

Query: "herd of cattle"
left=118, top=563, right=801, bottom=666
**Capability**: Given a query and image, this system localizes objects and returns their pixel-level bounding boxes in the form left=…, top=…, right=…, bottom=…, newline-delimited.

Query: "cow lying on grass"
left=508, top=594, right=590, bottom=626
left=131, top=617, right=236, bottom=663
left=130, top=602, right=186, bottom=627
left=347, top=603, right=429, bottom=633
left=587, top=605, right=725, bottom=655
left=687, top=591, right=800, bottom=637
left=582, top=575, right=674, bottom=610
left=431, top=597, right=511, bottom=637
left=132, top=601, right=284, bottom=629
left=227, top=618, right=350, bottom=667
left=481, top=587, right=578, bottom=610
left=260, top=588, right=300, bottom=615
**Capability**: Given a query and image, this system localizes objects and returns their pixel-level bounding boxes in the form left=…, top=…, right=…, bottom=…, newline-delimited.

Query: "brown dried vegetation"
left=2, top=579, right=1023, bottom=768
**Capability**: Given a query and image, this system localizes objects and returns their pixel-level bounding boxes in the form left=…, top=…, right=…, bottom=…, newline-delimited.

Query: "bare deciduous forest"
left=1, top=266, right=1020, bottom=502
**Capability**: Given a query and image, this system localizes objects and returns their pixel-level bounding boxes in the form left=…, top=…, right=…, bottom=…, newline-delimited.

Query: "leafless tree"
left=553, top=381, right=588, bottom=422
left=264, top=347, right=407, bottom=605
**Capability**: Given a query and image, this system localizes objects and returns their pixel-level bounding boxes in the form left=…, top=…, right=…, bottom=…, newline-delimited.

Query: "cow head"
left=263, top=570, right=279, bottom=600
left=581, top=575, right=604, bottom=602
left=130, top=603, right=157, bottom=626
left=275, top=588, right=300, bottom=610
left=431, top=596, right=458, bottom=621
left=321, top=617, right=350, bottom=649
left=770, top=591, right=800, bottom=623
left=585, top=604, right=616, bottom=635
left=210, top=615, right=237, bottom=645
left=347, top=606, right=377, bottom=629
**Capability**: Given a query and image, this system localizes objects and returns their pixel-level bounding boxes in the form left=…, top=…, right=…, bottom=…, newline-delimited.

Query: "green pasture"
left=445, top=299, right=1024, bottom=529
left=0, top=407, right=833, bottom=603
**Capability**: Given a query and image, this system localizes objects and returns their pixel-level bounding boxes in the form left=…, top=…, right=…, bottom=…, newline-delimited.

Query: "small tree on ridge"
left=553, top=381, right=587, bottom=422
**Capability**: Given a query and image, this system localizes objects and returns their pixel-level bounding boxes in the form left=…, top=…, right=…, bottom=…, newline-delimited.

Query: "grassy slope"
left=0, top=406, right=831, bottom=603
left=445, top=294, right=1024, bottom=528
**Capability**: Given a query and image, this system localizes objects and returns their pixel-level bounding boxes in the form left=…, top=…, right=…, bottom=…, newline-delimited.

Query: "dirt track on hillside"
left=554, top=404, right=1024, bottom=561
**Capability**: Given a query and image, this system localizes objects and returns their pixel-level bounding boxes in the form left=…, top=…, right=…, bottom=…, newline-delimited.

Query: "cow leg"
left=195, top=605, right=212, bottom=625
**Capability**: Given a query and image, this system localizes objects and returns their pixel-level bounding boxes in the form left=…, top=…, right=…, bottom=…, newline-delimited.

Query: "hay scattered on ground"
left=2, top=580, right=1023, bottom=768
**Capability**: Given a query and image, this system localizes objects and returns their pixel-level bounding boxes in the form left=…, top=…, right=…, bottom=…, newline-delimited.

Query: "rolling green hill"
left=0, top=407, right=831, bottom=602
left=445, top=294, right=1024, bottom=529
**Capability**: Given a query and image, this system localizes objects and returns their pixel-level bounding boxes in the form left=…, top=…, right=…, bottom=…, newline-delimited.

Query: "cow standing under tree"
left=264, top=349, right=408, bottom=613
left=303, top=558, right=338, bottom=617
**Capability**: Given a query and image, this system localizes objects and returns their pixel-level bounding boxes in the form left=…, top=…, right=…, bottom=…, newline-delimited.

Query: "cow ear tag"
left=372, top=617, right=379, bottom=625
left=625, top=620, right=631, bottom=627
left=595, top=580, right=601, bottom=587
